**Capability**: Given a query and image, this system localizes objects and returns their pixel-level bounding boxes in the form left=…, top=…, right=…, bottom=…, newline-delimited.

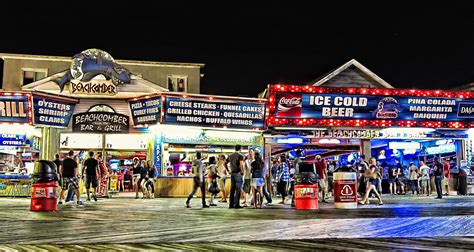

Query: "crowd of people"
left=51, top=146, right=453, bottom=208
left=184, top=146, right=454, bottom=208
left=52, top=151, right=159, bottom=207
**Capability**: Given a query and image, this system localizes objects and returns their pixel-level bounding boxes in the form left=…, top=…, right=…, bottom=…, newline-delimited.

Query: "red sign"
left=333, top=179, right=357, bottom=203
left=276, top=93, right=302, bottom=117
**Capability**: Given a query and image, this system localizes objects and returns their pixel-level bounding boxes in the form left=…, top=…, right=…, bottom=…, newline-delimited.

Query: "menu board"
left=0, top=95, right=31, bottom=124
left=33, top=96, right=75, bottom=127
left=164, top=96, right=265, bottom=129
left=129, top=96, right=161, bottom=126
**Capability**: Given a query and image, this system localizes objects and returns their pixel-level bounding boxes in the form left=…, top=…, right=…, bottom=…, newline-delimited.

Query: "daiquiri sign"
left=267, top=85, right=474, bottom=128
left=72, top=112, right=129, bottom=133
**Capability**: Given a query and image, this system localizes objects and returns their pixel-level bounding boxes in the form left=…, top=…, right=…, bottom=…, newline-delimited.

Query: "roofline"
left=311, top=59, right=394, bottom=89
left=0, top=53, right=205, bottom=68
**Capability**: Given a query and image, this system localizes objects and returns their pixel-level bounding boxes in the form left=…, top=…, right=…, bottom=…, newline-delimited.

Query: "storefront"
left=265, top=84, right=474, bottom=193
left=19, top=49, right=169, bottom=196
left=152, top=93, right=265, bottom=197
left=0, top=92, right=42, bottom=196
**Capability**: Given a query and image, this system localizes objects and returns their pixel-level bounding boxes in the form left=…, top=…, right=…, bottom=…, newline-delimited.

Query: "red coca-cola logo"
left=276, top=93, right=303, bottom=117
left=279, top=97, right=302, bottom=107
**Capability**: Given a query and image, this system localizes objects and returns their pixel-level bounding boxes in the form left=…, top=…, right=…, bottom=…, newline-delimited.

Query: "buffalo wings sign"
left=163, top=95, right=265, bottom=130
left=267, top=85, right=474, bottom=128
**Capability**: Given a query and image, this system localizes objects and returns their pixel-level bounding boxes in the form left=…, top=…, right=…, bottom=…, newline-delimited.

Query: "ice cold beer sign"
left=274, top=92, right=474, bottom=122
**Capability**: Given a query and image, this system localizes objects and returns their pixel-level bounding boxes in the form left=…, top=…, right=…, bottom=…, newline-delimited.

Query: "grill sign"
left=72, top=112, right=129, bottom=133
left=0, top=95, right=30, bottom=124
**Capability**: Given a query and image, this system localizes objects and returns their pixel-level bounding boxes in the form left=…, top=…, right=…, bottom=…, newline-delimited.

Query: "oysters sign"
left=274, top=93, right=474, bottom=122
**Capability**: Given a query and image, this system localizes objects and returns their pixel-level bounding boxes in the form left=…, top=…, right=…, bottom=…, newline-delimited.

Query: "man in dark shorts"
left=388, top=164, right=397, bottom=194
left=82, top=151, right=99, bottom=202
left=59, top=150, right=83, bottom=206
left=53, top=154, right=61, bottom=173
left=433, top=157, right=444, bottom=199
left=227, top=145, right=245, bottom=209
left=53, top=153, right=62, bottom=187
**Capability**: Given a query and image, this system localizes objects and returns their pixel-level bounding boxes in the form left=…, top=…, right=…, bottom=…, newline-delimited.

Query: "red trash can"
left=295, top=184, right=319, bottom=210
left=30, top=181, right=58, bottom=211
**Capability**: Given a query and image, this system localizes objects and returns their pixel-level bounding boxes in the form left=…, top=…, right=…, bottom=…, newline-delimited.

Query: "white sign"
left=388, top=142, right=421, bottom=150
left=105, top=134, right=150, bottom=150
left=60, top=133, right=102, bottom=149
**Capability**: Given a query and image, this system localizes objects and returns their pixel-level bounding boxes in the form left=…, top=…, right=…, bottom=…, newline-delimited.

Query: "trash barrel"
left=458, top=168, right=468, bottom=195
left=333, top=171, right=357, bottom=209
left=30, top=160, right=59, bottom=211
left=294, top=184, right=319, bottom=210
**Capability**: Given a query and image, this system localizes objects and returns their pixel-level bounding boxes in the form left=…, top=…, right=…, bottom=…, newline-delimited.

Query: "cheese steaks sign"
left=129, top=96, right=161, bottom=126
left=275, top=93, right=474, bottom=122
left=33, top=96, right=75, bottom=127
left=73, top=112, right=129, bottom=133
left=164, top=96, right=265, bottom=129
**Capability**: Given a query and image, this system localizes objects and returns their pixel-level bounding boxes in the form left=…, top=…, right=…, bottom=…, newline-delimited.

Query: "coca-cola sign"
left=276, top=93, right=302, bottom=117
left=279, top=97, right=302, bottom=106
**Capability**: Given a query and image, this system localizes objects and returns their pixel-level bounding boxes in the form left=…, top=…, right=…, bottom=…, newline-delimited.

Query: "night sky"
left=0, top=3, right=473, bottom=97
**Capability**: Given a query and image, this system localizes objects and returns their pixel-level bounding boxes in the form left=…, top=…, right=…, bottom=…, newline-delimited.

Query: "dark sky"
left=0, top=2, right=473, bottom=97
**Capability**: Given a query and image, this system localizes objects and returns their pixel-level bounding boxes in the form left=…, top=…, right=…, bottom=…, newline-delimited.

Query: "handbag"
left=208, top=179, right=220, bottom=194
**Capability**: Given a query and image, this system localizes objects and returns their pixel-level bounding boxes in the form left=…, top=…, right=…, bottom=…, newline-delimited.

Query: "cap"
left=316, top=155, right=321, bottom=160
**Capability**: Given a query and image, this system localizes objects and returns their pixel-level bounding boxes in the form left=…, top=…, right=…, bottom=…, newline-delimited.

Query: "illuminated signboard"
left=388, top=142, right=421, bottom=150
left=426, top=143, right=456, bottom=155
left=0, top=133, right=26, bottom=146
left=72, top=112, right=129, bottom=133
left=33, top=96, right=76, bottom=127
left=0, top=94, right=32, bottom=124
left=128, top=96, right=161, bottom=126
left=163, top=96, right=265, bottom=130
left=267, top=85, right=474, bottom=128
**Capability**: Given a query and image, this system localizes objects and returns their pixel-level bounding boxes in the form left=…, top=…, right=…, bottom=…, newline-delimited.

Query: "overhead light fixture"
left=276, top=138, right=304, bottom=144
left=318, top=139, right=341, bottom=145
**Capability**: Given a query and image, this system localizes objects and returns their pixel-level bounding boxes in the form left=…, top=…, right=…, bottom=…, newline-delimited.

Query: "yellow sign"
left=69, top=80, right=117, bottom=96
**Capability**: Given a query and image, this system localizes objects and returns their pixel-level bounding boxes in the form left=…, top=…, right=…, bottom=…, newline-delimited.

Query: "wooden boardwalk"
left=0, top=195, right=473, bottom=250
left=1, top=237, right=474, bottom=251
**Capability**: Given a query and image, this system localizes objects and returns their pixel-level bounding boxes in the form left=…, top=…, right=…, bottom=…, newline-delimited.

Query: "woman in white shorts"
left=251, top=152, right=265, bottom=209
left=217, top=155, right=229, bottom=203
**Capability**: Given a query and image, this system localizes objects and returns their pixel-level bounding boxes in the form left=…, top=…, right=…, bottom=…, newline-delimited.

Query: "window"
left=167, top=75, right=188, bottom=92
left=22, top=68, right=48, bottom=85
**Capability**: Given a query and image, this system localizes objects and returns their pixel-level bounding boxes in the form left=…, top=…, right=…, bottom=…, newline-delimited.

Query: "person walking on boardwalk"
left=186, top=152, right=209, bottom=208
